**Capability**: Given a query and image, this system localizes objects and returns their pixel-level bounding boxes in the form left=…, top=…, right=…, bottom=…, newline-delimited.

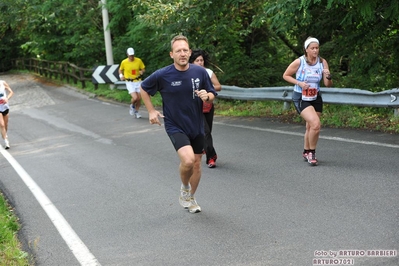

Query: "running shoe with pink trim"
left=307, top=152, right=318, bottom=166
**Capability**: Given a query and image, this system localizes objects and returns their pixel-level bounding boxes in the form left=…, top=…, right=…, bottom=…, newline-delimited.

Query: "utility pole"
left=101, top=0, right=114, bottom=65
left=100, top=0, right=115, bottom=89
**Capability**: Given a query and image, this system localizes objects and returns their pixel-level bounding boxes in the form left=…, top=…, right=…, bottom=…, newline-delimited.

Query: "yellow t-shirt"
left=119, top=57, right=145, bottom=80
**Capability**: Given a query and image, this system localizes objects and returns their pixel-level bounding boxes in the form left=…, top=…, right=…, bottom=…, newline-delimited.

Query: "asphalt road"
left=0, top=73, right=398, bottom=266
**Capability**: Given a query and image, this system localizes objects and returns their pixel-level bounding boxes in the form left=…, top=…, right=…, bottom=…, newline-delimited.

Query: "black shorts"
left=293, top=91, right=323, bottom=114
left=0, top=109, right=9, bottom=116
left=169, top=132, right=204, bottom=154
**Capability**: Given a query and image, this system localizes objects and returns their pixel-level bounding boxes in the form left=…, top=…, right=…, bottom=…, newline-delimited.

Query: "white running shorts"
left=126, top=81, right=142, bottom=94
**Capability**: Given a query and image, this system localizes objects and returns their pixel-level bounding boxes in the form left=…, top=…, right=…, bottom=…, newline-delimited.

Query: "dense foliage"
left=1, top=0, right=398, bottom=91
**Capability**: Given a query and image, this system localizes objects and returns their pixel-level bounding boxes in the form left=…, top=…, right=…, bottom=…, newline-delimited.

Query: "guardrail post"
left=283, top=101, right=291, bottom=111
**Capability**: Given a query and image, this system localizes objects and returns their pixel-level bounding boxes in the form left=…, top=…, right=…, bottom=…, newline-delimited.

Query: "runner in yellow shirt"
left=119, top=47, right=146, bottom=118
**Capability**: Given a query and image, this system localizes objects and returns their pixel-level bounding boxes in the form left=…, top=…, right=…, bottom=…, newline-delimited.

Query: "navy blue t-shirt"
left=141, top=64, right=217, bottom=138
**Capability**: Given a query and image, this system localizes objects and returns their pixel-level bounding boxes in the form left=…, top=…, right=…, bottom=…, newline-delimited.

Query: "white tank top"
left=0, top=80, right=10, bottom=112
left=205, top=68, right=213, bottom=78
left=294, top=56, right=324, bottom=94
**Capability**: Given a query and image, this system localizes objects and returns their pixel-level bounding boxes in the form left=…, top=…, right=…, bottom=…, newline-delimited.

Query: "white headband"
left=304, top=38, right=319, bottom=49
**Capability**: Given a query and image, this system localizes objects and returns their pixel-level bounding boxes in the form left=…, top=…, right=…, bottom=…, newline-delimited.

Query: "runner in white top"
left=282, top=37, right=333, bottom=166
left=0, top=80, right=14, bottom=149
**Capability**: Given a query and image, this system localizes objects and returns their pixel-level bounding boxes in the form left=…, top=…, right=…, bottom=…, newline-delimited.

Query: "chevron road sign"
left=92, top=64, right=120, bottom=84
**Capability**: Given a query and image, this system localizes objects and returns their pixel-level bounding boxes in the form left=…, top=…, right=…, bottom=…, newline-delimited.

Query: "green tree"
left=129, top=0, right=289, bottom=86
left=107, top=0, right=172, bottom=74
left=261, top=0, right=399, bottom=91
left=1, top=0, right=398, bottom=90
left=11, top=0, right=105, bottom=68
left=0, top=0, right=27, bottom=70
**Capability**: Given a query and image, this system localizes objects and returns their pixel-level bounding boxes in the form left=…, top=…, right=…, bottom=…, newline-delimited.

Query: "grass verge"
left=216, top=99, right=399, bottom=134
left=0, top=192, right=30, bottom=265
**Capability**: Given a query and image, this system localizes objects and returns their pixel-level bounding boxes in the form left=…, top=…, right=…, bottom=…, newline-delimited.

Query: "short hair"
left=189, top=49, right=210, bottom=68
left=170, top=35, right=189, bottom=51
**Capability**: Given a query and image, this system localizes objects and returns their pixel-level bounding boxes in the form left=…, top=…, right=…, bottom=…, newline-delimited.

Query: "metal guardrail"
left=218, top=86, right=399, bottom=107
left=10, top=58, right=399, bottom=114
left=114, top=81, right=399, bottom=115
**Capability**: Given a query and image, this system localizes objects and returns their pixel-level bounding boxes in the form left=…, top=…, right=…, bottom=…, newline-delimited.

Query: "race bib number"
left=302, top=87, right=317, bottom=101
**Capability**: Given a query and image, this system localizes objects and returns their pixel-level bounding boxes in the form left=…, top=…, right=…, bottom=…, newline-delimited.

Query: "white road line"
left=215, top=122, right=399, bottom=149
left=0, top=149, right=101, bottom=266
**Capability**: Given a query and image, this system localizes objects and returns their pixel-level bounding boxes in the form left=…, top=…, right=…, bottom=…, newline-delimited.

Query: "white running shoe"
left=135, top=111, right=142, bottom=118
left=129, top=104, right=136, bottom=115
left=179, top=185, right=191, bottom=209
left=4, top=138, right=10, bottom=149
left=188, top=197, right=202, bottom=213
